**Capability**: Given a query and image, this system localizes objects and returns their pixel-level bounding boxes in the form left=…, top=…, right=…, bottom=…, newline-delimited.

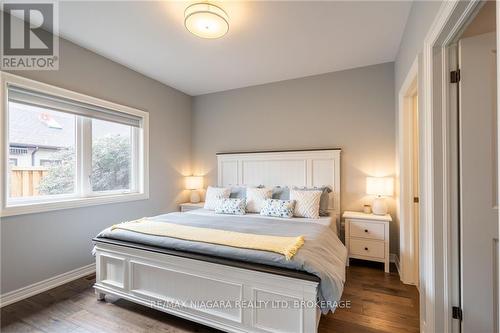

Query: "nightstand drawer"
left=349, top=238, right=385, bottom=259
left=350, top=220, right=385, bottom=240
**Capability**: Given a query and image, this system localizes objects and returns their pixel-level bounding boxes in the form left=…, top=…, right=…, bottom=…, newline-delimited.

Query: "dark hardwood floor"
left=1, top=260, right=419, bottom=333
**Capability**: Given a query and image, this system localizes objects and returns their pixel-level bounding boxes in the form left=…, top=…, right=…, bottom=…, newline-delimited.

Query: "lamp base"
left=372, top=197, right=388, bottom=215
left=190, top=190, right=201, bottom=203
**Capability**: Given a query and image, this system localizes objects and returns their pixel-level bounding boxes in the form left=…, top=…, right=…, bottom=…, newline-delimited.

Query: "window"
left=1, top=74, right=149, bottom=216
left=91, top=119, right=133, bottom=192
left=8, top=103, right=76, bottom=198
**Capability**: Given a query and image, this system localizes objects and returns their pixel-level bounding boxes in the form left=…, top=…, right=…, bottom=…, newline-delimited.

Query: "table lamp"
left=185, top=176, right=203, bottom=203
left=366, top=177, right=393, bottom=215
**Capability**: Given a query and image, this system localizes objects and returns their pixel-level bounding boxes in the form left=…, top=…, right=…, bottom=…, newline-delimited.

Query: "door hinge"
left=413, top=197, right=419, bottom=203
left=451, top=69, right=461, bottom=83
left=452, top=306, right=463, bottom=321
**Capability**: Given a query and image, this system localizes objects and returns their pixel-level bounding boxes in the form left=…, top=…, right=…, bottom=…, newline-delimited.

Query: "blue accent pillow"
left=215, top=198, right=246, bottom=215
left=260, top=199, right=296, bottom=218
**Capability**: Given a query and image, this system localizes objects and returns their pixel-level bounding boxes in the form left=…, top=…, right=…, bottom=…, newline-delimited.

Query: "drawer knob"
left=364, top=247, right=368, bottom=251
left=364, top=229, right=368, bottom=233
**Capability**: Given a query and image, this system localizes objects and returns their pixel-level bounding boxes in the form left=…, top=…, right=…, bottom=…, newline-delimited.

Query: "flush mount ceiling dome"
left=184, top=2, right=229, bottom=39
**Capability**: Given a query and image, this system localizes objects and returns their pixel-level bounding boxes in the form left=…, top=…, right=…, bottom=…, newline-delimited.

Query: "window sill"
left=0, top=192, right=149, bottom=217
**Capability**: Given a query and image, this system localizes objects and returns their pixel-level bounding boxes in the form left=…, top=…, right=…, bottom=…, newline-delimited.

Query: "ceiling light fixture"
left=184, top=2, right=229, bottom=39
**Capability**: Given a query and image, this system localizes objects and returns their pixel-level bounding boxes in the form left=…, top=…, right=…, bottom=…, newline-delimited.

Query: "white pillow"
left=215, top=198, right=246, bottom=215
left=290, top=189, right=322, bottom=218
left=204, top=186, right=231, bottom=210
left=246, top=187, right=272, bottom=213
left=260, top=199, right=296, bottom=218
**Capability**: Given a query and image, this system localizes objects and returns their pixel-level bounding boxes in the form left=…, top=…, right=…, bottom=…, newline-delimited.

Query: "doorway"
left=452, top=2, right=498, bottom=331
left=418, top=0, right=500, bottom=331
left=398, top=59, right=420, bottom=287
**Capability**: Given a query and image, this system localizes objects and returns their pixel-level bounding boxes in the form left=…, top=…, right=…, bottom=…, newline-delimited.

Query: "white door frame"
left=398, top=57, right=419, bottom=286
left=420, top=1, right=489, bottom=332
left=497, top=1, right=500, bottom=329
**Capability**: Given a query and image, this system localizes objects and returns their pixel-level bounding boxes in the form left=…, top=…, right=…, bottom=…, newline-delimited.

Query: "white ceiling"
left=58, top=1, right=412, bottom=96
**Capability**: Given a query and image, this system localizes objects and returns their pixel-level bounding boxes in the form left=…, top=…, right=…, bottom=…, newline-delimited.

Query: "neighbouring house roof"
left=9, top=102, right=75, bottom=149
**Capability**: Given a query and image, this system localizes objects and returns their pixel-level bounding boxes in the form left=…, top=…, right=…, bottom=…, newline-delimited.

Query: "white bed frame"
left=94, top=149, right=341, bottom=333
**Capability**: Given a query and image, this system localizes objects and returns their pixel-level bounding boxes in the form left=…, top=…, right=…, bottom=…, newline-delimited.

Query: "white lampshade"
left=366, top=177, right=394, bottom=197
left=184, top=2, right=229, bottom=39
left=185, top=176, right=203, bottom=190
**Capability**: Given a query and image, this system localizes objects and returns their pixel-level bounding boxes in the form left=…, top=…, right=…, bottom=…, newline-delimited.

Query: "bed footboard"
left=93, top=239, right=320, bottom=333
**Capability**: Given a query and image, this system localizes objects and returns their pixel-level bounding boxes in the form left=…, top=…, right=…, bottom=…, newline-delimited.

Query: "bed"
left=93, top=149, right=345, bottom=333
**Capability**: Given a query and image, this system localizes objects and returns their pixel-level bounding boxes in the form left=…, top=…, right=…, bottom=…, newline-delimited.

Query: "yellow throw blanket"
left=111, top=218, right=304, bottom=260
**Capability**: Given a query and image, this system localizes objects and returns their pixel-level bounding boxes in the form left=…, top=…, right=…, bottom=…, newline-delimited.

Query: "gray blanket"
left=96, top=212, right=347, bottom=313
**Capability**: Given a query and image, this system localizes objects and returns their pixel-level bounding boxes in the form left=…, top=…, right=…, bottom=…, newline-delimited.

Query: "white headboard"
left=217, top=149, right=341, bottom=226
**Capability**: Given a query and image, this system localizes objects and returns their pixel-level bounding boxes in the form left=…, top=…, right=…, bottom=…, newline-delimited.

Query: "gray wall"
left=1, top=38, right=192, bottom=294
left=192, top=62, right=398, bottom=253
left=395, top=1, right=442, bottom=91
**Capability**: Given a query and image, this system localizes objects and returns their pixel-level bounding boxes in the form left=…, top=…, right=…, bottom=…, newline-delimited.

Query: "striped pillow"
left=290, top=189, right=322, bottom=218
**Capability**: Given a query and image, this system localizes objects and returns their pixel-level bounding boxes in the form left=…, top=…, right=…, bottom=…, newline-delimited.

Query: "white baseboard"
left=0, top=263, right=95, bottom=308
left=390, top=253, right=401, bottom=276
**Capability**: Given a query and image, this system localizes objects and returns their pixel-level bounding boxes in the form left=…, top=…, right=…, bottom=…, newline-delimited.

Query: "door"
left=459, top=31, right=498, bottom=332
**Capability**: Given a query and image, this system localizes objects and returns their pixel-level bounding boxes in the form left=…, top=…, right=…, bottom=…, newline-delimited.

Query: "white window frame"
left=0, top=72, right=149, bottom=217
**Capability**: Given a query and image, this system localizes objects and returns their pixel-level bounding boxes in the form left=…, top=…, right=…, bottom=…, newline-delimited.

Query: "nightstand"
left=343, top=211, right=392, bottom=272
left=179, top=202, right=204, bottom=212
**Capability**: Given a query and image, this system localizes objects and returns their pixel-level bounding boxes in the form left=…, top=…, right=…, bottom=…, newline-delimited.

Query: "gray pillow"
left=292, top=186, right=332, bottom=216
left=272, top=186, right=290, bottom=200
left=229, top=187, right=246, bottom=199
